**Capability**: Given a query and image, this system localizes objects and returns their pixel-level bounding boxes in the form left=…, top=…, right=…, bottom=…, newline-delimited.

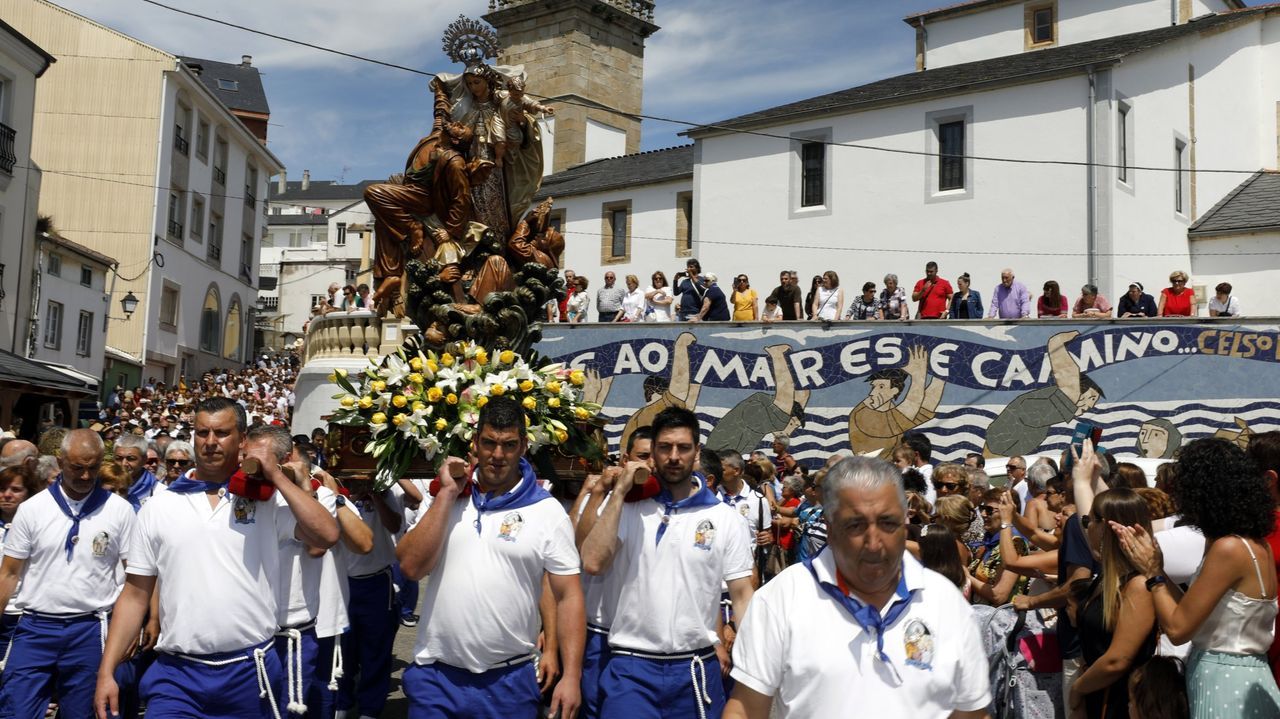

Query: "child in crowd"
left=761, top=296, right=783, bottom=322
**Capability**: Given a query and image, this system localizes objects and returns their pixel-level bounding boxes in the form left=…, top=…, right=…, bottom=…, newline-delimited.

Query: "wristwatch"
left=1144, top=575, right=1168, bottom=591
left=334, top=495, right=347, bottom=508
left=1000, top=522, right=1012, bottom=531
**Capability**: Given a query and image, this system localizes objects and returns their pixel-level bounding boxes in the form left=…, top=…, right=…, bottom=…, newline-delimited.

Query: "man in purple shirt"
left=987, top=268, right=1031, bottom=319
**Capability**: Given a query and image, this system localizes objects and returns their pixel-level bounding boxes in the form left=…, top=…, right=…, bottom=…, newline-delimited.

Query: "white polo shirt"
left=1, top=519, right=24, bottom=615
left=278, top=486, right=342, bottom=629
left=344, top=485, right=404, bottom=577
left=716, top=485, right=772, bottom=539
left=607, top=496, right=753, bottom=654
left=413, top=482, right=579, bottom=673
left=731, top=550, right=990, bottom=718
left=127, top=485, right=297, bottom=655
left=575, top=491, right=628, bottom=630
left=5, top=486, right=134, bottom=614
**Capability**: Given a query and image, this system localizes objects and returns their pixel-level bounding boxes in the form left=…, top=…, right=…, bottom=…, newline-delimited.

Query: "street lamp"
left=120, top=291, right=139, bottom=318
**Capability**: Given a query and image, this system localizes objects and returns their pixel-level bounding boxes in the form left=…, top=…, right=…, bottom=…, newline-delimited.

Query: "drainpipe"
left=1086, top=66, right=1098, bottom=288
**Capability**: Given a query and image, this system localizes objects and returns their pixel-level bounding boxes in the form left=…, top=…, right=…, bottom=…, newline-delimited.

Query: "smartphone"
left=1064, top=421, right=1103, bottom=473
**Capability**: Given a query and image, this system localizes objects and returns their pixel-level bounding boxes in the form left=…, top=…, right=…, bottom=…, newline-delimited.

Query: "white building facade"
left=1, top=0, right=284, bottom=388
left=0, top=18, right=52, bottom=357
left=29, top=231, right=115, bottom=380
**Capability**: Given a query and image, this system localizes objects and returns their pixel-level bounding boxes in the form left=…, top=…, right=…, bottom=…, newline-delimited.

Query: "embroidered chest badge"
left=737, top=503, right=750, bottom=517
left=903, top=619, right=935, bottom=671
left=233, top=497, right=257, bottom=525
left=92, top=531, right=110, bottom=557
left=693, top=519, right=715, bottom=551
left=497, top=511, right=524, bottom=542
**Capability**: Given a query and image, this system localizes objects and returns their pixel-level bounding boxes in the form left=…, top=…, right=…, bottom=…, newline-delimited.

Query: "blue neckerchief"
left=803, top=547, right=916, bottom=681
left=470, top=458, right=551, bottom=535
left=167, top=469, right=228, bottom=495
left=654, top=472, right=719, bottom=546
left=126, top=468, right=159, bottom=511
left=717, top=486, right=747, bottom=508
left=48, top=477, right=112, bottom=562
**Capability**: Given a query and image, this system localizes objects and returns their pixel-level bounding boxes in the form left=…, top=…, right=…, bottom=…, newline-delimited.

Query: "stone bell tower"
left=483, top=0, right=659, bottom=173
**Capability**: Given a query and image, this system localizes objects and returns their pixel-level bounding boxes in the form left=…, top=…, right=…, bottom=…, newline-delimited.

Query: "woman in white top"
left=1110, top=437, right=1280, bottom=718
left=1208, top=282, right=1242, bottom=318
left=615, top=274, right=646, bottom=323
left=811, top=270, right=844, bottom=321
left=0, top=464, right=41, bottom=662
left=566, top=276, right=591, bottom=323
left=644, top=271, right=674, bottom=322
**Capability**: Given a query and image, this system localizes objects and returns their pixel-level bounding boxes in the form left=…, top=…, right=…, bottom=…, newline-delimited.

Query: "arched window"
left=223, top=296, right=242, bottom=361
left=199, top=286, right=220, bottom=354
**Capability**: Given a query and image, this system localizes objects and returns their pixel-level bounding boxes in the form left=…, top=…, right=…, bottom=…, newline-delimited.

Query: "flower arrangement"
left=327, top=339, right=604, bottom=490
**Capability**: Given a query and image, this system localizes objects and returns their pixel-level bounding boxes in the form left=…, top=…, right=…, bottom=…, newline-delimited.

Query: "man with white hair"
left=112, top=434, right=163, bottom=510
left=694, top=272, right=731, bottom=322
left=0, top=429, right=135, bottom=718
left=725, top=456, right=990, bottom=719
left=987, top=268, right=1031, bottom=319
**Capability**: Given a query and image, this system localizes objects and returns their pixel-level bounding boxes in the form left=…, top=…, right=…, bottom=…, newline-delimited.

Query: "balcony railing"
left=244, top=186, right=256, bottom=209
left=167, top=219, right=184, bottom=239
left=0, top=122, right=15, bottom=175
left=174, top=131, right=189, bottom=156
left=208, top=241, right=222, bottom=262
left=213, top=166, right=226, bottom=185
left=303, top=310, right=383, bottom=363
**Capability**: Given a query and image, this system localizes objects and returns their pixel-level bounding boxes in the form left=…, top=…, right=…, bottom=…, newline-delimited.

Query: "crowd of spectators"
left=551, top=259, right=1244, bottom=323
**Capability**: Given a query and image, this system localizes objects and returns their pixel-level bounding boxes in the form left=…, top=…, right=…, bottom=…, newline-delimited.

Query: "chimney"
left=301, top=170, right=310, bottom=191
left=277, top=170, right=287, bottom=194
left=241, top=55, right=253, bottom=67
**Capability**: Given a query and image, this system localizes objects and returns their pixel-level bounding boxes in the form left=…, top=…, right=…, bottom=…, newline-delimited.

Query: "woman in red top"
left=1037, top=280, right=1069, bottom=317
left=1158, top=270, right=1197, bottom=316
left=776, top=475, right=804, bottom=560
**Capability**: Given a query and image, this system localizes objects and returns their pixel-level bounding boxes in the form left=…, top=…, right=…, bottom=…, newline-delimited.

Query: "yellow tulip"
left=426, top=387, right=444, bottom=402
left=327, top=372, right=337, bottom=383
left=392, top=395, right=407, bottom=408
left=409, top=357, right=424, bottom=371
left=409, top=373, right=425, bottom=385
left=392, top=413, right=406, bottom=426
left=426, top=359, right=439, bottom=373
left=519, top=380, right=534, bottom=393
left=412, top=401, right=427, bottom=413
left=554, top=429, right=569, bottom=443
left=441, top=353, right=455, bottom=367
left=339, top=396, right=356, bottom=408
left=574, top=406, right=591, bottom=420
left=446, top=393, right=458, bottom=405
left=372, top=380, right=387, bottom=394
left=522, top=396, right=537, bottom=411
left=547, top=380, right=562, bottom=394
left=548, top=397, right=561, bottom=409
left=358, top=396, right=374, bottom=409
left=476, top=396, right=489, bottom=408
left=500, top=350, right=515, bottom=365
left=569, top=370, right=586, bottom=386
left=371, top=412, right=387, bottom=425
left=435, top=418, right=448, bottom=431
left=475, top=350, right=489, bottom=366
left=491, top=384, right=506, bottom=396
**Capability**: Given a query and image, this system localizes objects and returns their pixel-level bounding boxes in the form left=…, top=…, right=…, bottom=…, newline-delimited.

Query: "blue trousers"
left=600, top=651, right=726, bottom=719
left=140, top=644, right=284, bottom=718
left=579, top=629, right=612, bottom=719
left=403, top=661, right=539, bottom=719
left=391, top=562, right=419, bottom=619
left=338, top=571, right=397, bottom=716
left=274, top=626, right=320, bottom=716
left=113, top=649, right=157, bottom=719
left=308, top=635, right=339, bottom=719
left=0, top=614, right=18, bottom=667
left=0, top=613, right=105, bottom=719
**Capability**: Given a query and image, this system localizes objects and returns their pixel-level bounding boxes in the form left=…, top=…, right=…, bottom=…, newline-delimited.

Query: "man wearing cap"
left=94, top=397, right=339, bottom=719
left=0, top=429, right=135, bottom=719
left=724, top=457, right=990, bottom=719
left=582, top=407, right=755, bottom=718
left=398, top=396, right=585, bottom=718
left=1117, top=282, right=1158, bottom=318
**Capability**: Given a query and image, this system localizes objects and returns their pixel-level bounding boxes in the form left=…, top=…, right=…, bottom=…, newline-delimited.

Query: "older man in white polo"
left=724, top=456, right=991, bottom=719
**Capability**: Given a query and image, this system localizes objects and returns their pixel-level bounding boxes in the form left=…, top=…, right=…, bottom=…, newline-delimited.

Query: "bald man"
left=0, top=429, right=135, bottom=718
left=0, top=440, right=37, bottom=474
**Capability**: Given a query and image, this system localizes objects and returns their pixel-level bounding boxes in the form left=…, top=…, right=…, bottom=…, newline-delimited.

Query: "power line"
left=136, top=0, right=1271, bottom=176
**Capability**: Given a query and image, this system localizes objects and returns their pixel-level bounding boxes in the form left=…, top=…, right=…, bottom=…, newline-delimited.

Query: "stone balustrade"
left=488, top=0, right=655, bottom=22
left=302, top=310, right=382, bottom=363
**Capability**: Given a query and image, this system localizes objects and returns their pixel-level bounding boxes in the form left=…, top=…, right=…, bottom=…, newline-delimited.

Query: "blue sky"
left=53, top=0, right=950, bottom=183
